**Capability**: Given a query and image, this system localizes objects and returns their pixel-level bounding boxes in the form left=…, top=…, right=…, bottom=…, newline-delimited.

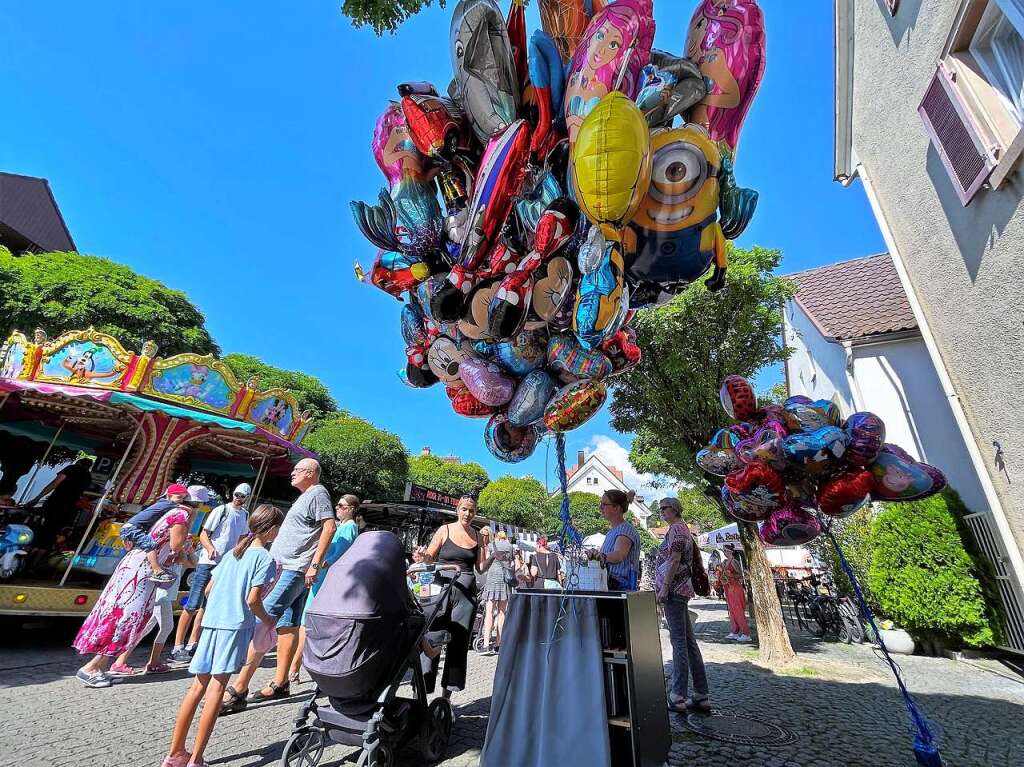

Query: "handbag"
left=690, top=536, right=710, bottom=597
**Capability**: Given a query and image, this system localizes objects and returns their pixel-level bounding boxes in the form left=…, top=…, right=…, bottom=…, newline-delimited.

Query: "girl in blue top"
left=162, top=504, right=284, bottom=767
left=588, top=489, right=641, bottom=591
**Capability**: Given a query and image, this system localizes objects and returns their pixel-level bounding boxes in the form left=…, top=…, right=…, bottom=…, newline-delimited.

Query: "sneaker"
left=148, top=570, right=176, bottom=584
left=725, top=633, right=738, bottom=640
left=169, top=648, right=192, bottom=665
left=108, top=662, right=137, bottom=675
left=146, top=662, right=172, bottom=674
left=76, top=668, right=112, bottom=688
left=735, top=634, right=751, bottom=642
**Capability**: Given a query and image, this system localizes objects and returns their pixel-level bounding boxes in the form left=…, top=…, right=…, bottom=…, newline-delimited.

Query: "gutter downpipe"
left=855, top=161, right=1024, bottom=593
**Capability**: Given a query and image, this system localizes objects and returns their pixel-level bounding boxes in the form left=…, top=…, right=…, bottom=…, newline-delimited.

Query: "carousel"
left=0, top=327, right=315, bottom=616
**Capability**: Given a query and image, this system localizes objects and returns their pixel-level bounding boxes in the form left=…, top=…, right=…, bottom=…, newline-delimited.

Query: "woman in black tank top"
left=413, top=496, right=493, bottom=698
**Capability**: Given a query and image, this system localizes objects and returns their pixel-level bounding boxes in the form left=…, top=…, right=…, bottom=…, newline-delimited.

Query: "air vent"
left=918, top=62, right=997, bottom=205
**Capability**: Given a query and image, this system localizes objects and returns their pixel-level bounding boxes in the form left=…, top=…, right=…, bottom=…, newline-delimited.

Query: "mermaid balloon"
left=539, top=0, right=607, bottom=62
left=351, top=103, right=444, bottom=271
left=685, top=0, right=766, bottom=157
left=563, top=0, right=655, bottom=148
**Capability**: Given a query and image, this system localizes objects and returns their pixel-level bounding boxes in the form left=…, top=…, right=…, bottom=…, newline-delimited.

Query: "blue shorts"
left=263, top=569, right=308, bottom=630
left=183, top=563, right=215, bottom=612
left=120, top=523, right=156, bottom=552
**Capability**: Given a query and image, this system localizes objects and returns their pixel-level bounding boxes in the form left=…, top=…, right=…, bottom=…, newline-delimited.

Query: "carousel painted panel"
left=144, top=354, right=240, bottom=415
left=248, top=389, right=299, bottom=437
left=35, top=329, right=131, bottom=388
left=0, top=332, right=29, bottom=380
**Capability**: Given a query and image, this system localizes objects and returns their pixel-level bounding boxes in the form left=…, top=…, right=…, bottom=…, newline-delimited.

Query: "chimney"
left=421, top=446, right=431, bottom=456
left=577, top=450, right=585, bottom=469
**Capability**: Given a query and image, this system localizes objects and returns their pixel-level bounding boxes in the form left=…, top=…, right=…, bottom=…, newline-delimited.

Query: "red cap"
left=165, top=483, right=189, bottom=496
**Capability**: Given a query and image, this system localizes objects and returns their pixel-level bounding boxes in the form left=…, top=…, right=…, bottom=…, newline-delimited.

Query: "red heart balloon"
left=600, top=327, right=642, bottom=376
left=724, top=462, right=785, bottom=520
left=446, top=384, right=495, bottom=418
left=817, top=469, right=874, bottom=518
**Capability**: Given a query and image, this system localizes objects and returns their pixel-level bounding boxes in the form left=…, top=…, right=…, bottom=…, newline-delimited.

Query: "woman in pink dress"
left=73, top=499, right=196, bottom=687
left=716, top=544, right=750, bottom=641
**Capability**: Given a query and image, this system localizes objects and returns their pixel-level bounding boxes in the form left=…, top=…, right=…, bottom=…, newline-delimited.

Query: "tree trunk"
left=738, top=521, right=796, bottom=667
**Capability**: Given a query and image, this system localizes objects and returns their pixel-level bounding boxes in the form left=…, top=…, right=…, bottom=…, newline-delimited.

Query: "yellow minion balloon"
left=571, top=92, right=652, bottom=234
left=625, top=123, right=729, bottom=305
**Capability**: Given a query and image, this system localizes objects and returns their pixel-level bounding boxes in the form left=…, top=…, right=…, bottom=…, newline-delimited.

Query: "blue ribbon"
left=555, top=433, right=582, bottom=550
left=827, top=528, right=943, bottom=766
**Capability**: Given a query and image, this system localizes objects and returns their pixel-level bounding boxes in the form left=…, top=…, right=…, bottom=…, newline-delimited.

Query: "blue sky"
left=2, top=1, right=885, bottom=494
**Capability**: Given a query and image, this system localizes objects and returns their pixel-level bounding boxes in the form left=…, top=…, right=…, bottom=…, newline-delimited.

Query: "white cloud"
left=586, top=434, right=676, bottom=505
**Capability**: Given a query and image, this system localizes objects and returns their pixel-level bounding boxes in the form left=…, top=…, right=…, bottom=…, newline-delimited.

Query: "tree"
left=869, top=490, right=997, bottom=649
left=340, top=0, right=442, bottom=34
left=0, top=247, right=218, bottom=356
left=302, top=413, right=409, bottom=502
left=674, top=486, right=729, bottom=536
left=541, top=491, right=607, bottom=538
left=223, top=353, right=338, bottom=421
left=408, top=453, right=490, bottom=498
left=609, top=244, right=799, bottom=667
left=646, top=499, right=665, bottom=528
left=478, top=476, right=548, bottom=530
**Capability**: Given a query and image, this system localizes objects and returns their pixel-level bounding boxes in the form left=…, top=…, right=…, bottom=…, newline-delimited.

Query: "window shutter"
left=918, top=62, right=998, bottom=205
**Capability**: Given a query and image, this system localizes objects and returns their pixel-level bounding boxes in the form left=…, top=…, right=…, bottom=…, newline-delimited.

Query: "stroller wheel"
left=419, top=698, right=453, bottom=762
left=280, top=726, right=325, bottom=767
left=370, top=741, right=395, bottom=767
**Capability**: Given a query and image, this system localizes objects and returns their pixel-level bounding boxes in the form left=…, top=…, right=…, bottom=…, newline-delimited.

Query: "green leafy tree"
left=223, top=353, right=338, bottom=421
left=340, top=0, right=443, bottom=34
left=868, top=490, right=997, bottom=649
left=811, top=506, right=877, bottom=609
left=303, top=413, right=409, bottom=502
left=760, top=381, right=789, bottom=406
left=646, top=499, right=665, bottom=528
left=673, top=486, right=729, bottom=536
left=542, top=491, right=607, bottom=538
left=478, top=476, right=548, bottom=529
left=609, top=244, right=798, bottom=666
left=0, top=247, right=218, bottom=356
left=408, top=453, right=489, bottom=498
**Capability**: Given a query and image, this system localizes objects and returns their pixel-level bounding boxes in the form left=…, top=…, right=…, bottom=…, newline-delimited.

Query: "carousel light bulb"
left=14, top=594, right=27, bottom=604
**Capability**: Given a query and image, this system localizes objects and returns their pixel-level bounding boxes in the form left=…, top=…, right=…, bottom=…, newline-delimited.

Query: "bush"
left=814, top=507, right=878, bottom=611
left=867, top=489, right=996, bottom=648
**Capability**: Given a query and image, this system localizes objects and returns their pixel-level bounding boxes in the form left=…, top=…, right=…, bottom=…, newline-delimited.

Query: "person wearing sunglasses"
left=587, top=489, right=641, bottom=591
left=170, top=484, right=253, bottom=665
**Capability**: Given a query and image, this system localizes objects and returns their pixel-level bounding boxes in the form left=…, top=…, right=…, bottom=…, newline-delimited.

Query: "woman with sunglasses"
left=588, top=489, right=641, bottom=591
left=288, top=494, right=362, bottom=683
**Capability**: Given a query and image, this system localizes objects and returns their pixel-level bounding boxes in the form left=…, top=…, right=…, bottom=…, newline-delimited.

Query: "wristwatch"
left=309, top=562, right=322, bottom=571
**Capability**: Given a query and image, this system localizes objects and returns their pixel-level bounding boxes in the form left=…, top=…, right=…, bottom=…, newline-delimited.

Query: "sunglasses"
left=234, top=493, right=248, bottom=499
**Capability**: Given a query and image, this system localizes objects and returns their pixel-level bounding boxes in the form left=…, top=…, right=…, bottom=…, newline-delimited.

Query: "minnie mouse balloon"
left=844, top=412, right=886, bottom=466
left=427, top=336, right=469, bottom=383
left=484, top=413, right=540, bottom=462
left=508, top=369, right=557, bottom=426
left=459, top=356, right=516, bottom=407
left=720, top=375, right=757, bottom=421
left=758, top=505, right=822, bottom=547
left=869, top=446, right=947, bottom=502
left=818, top=469, right=874, bottom=518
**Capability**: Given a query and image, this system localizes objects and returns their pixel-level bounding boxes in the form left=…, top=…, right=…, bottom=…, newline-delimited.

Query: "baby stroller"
left=280, top=531, right=457, bottom=767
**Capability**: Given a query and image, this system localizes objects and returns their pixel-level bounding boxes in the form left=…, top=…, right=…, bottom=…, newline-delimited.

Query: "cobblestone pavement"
left=3, top=601, right=1023, bottom=767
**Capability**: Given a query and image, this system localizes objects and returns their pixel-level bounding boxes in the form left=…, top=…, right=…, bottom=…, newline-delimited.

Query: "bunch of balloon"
left=351, top=0, right=768, bottom=465
left=696, top=375, right=949, bottom=547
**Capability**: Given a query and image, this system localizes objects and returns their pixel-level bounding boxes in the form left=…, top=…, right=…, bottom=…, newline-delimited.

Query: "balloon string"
left=555, top=433, right=582, bottom=550
left=827, top=528, right=943, bottom=766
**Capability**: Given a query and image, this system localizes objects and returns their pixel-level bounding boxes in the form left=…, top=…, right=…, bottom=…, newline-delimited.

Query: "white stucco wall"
left=846, top=1, right=1024, bottom=551
left=783, top=301, right=855, bottom=415
left=850, top=339, right=989, bottom=514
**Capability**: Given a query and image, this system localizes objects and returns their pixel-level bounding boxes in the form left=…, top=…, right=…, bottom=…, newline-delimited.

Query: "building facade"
left=0, top=172, right=76, bottom=253
left=564, top=450, right=652, bottom=529
left=784, top=255, right=988, bottom=515
left=835, top=0, right=1024, bottom=650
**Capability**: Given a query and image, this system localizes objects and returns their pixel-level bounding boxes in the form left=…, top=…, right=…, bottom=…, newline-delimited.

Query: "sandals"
left=246, top=681, right=290, bottom=703
left=667, top=699, right=688, bottom=714
left=219, top=685, right=248, bottom=715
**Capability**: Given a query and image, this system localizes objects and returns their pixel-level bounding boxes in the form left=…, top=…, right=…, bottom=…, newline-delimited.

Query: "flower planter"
left=878, top=628, right=915, bottom=655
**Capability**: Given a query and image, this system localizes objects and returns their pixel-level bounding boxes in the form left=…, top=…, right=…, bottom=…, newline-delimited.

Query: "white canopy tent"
left=699, top=522, right=816, bottom=572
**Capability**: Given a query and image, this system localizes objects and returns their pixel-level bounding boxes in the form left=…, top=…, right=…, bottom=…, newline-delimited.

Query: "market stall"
left=0, top=327, right=315, bottom=616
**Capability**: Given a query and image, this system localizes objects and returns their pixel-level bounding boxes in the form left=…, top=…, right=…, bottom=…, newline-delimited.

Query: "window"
left=924, top=0, right=1024, bottom=202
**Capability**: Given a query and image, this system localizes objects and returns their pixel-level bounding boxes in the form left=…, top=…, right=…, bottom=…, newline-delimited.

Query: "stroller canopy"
left=307, top=530, right=411, bottom=621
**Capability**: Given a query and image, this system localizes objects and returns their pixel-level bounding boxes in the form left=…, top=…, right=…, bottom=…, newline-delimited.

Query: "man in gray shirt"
left=221, top=458, right=336, bottom=712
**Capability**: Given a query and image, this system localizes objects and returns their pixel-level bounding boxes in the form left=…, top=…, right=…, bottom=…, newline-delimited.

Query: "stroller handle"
left=407, top=563, right=461, bottom=577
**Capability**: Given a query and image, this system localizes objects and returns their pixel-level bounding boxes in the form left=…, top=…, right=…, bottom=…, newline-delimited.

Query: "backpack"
left=690, top=536, right=710, bottom=597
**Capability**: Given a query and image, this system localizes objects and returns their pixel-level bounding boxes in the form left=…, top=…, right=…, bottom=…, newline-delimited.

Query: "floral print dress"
left=73, top=508, right=190, bottom=657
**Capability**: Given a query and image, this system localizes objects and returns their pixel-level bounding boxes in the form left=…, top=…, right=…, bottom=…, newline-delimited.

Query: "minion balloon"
left=626, top=124, right=736, bottom=306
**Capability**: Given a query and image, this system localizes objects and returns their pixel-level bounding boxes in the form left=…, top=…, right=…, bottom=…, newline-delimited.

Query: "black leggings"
left=424, top=574, right=477, bottom=692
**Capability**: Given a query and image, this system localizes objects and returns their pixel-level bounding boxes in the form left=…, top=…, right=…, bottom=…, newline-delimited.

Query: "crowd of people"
left=54, top=453, right=756, bottom=763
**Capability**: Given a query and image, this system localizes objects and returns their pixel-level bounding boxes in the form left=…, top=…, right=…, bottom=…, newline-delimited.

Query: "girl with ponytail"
left=162, top=504, right=283, bottom=767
